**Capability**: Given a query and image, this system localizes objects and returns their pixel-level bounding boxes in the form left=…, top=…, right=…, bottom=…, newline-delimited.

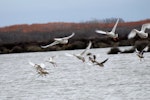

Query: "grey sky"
left=0, top=0, right=149, bottom=27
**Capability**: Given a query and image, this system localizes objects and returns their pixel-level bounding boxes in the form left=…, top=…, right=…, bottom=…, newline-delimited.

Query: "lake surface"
left=0, top=47, right=150, bottom=100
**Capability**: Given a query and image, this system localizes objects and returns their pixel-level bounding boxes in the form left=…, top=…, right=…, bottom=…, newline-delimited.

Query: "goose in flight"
left=135, top=46, right=149, bottom=61
left=46, top=56, right=57, bottom=67
left=37, top=68, right=49, bottom=76
left=88, top=54, right=108, bottom=67
left=73, top=41, right=92, bottom=62
left=94, top=58, right=109, bottom=67
left=41, top=32, right=75, bottom=48
left=128, top=23, right=150, bottom=39
left=29, top=61, right=49, bottom=76
left=95, top=18, right=119, bottom=41
left=29, top=61, right=45, bottom=70
left=65, top=41, right=92, bottom=62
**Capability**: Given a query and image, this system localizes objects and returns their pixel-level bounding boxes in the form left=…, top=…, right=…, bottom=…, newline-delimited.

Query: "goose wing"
left=142, top=46, right=149, bottom=52
left=29, top=61, right=35, bottom=66
left=95, top=30, right=106, bottom=34
left=141, top=23, right=150, bottom=32
left=100, top=58, right=109, bottom=64
left=51, top=55, right=56, bottom=59
left=81, top=41, right=92, bottom=55
left=40, top=63, right=46, bottom=69
left=61, top=32, right=75, bottom=40
left=111, top=18, right=119, bottom=33
left=93, top=55, right=96, bottom=60
left=135, top=48, right=139, bottom=53
left=128, top=29, right=137, bottom=39
left=64, top=53, right=74, bottom=57
left=41, top=41, right=60, bottom=48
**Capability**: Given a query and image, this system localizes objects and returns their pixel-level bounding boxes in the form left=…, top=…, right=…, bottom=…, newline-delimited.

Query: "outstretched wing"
left=41, top=41, right=60, bottom=48
left=135, top=48, right=139, bottom=53
left=95, top=30, right=106, bottom=34
left=142, top=46, right=149, bottom=52
left=40, top=63, right=46, bottom=69
left=92, top=55, right=96, bottom=60
left=81, top=41, right=92, bottom=55
left=62, top=32, right=75, bottom=40
left=64, top=53, right=74, bottom=57
left=141, top=23, right=150, bottom=32
left=48, top=56, right=56, bottom=62
left=128, top=29, right=137, bottom=39
left=100, top=58, right=109, bottom=64
left=51, top=55, right=56, bottom=59
left=111, top=18, right=119, bottom=33
left=29, top=61, right=35, bottom=66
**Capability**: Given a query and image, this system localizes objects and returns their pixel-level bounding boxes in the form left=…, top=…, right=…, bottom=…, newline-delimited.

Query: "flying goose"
left=46, top=56, right=57, bottom=67
left=88, top=54, right=108, bottom=67
left=94, top=58, right=109, bottom=67
left=37, top=68, right=49, bottom=76
left=29, top=61, right=45, bottom=70
left=95, top=18, right=119, bottom=41
left=29, top=61, right=49, bottom=76
left=73, top=41, right=92, bottom=62
left=65, top=41, right=92, bottom=62
left=41, top=32, right=75, bottom=48
left=128, top=23, right=150, bottom=39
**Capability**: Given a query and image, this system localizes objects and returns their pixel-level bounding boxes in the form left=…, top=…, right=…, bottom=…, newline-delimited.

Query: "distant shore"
left=0, top=39, right=149, bottom=54
left=0, top=19, right=150, bottom=54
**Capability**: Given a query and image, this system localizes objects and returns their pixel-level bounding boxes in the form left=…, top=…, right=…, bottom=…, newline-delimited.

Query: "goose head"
left=139, top=32, right=148, bottom=38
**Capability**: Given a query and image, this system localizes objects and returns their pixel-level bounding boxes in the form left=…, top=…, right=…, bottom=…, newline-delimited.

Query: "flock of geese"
left=29, top=19, right=150, bottom=76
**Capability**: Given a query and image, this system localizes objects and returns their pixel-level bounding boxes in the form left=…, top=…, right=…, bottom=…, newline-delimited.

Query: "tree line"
left=0, top=18, right=150, bottom=54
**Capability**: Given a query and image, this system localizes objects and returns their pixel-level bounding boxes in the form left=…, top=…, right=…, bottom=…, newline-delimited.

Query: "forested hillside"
left=0, top=19, right=150, bottom=54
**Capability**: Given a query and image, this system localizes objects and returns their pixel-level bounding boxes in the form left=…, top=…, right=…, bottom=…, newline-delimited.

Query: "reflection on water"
left=0, top=47, right=150, bottom=100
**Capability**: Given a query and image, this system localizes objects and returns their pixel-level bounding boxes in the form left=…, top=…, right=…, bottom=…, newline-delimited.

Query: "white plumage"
left=128, top=23, right=150, bottom=39
left=65, top=41, right=92, bottom=62
left=46, top=56, right=57, bottom=67
left=41, top=32, right=75, bottom=48
left=95, top=18, right=119, bottom=40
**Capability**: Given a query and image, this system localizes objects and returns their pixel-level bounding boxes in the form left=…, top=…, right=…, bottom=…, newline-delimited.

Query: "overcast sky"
left=0, top=0, right=149, bottom=27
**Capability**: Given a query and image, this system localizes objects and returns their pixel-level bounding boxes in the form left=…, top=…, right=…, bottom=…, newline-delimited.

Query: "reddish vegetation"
left=0, top=19, right=150, bottom=54
left=0, top=19, right=150, bottom=33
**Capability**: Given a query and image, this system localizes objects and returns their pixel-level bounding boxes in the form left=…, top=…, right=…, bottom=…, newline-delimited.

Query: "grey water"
left=0, top=47, right=150, bottom=100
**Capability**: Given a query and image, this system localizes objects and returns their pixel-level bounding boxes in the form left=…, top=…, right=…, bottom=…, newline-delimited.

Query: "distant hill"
left=0, top=19, right=150, bottom=54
